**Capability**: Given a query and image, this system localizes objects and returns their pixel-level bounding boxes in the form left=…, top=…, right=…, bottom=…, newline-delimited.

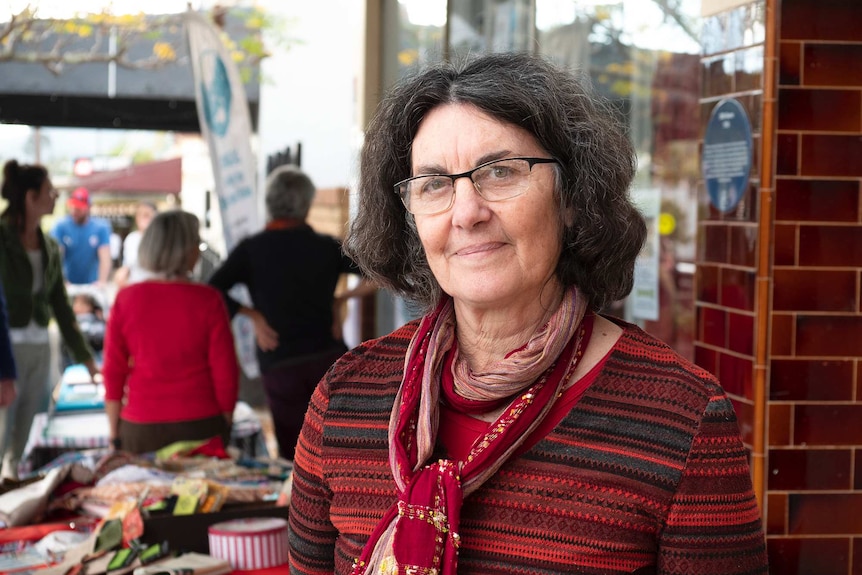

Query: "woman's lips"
left=454, top=242, right=505, bottom=256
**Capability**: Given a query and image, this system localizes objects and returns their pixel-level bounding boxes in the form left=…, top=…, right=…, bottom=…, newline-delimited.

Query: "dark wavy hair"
left=2, top=160, right=49, bottom=233
left=345, top=52, right=646, bottom=313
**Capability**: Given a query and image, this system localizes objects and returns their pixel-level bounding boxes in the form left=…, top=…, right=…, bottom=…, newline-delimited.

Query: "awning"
left=71, top=157, right=182, bottom=195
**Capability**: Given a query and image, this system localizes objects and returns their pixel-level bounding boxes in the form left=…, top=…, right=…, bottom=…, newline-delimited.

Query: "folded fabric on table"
left=0, top=466, right=70, bottom=527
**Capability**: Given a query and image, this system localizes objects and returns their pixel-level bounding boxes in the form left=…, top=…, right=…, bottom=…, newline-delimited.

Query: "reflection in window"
left=396, top=0, right=447, bottom=73
left=448, top=0, right=535, bottom=59
left=536, top=0, right=703, bottom=359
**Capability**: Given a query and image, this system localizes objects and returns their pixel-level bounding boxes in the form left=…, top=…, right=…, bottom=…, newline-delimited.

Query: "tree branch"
left=0, top=10, right=182, bottom=74
left=0, top=5, right=278, bottom=79
left=0, top=12, right=18, bottom=45
left=650, top=0, right=699, bottom=44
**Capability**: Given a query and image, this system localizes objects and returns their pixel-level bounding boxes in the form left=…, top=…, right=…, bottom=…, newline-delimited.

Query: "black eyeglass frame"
left=394, top=156, right=560, bottom=215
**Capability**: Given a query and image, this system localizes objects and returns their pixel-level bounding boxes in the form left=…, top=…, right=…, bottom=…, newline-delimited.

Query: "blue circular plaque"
left=702, top=98, right=753, bottom=212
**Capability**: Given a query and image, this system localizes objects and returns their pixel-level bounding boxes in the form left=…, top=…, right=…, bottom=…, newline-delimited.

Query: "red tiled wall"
left=700, top=0, right=862, bottom=573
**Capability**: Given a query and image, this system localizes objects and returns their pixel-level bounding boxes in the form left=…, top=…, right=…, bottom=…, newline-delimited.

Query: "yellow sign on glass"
left=658, top=213, right=676, bottom=236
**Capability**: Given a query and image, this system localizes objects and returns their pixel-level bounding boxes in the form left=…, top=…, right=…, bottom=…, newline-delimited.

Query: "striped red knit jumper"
left=288, top=317, right=768, bottom=575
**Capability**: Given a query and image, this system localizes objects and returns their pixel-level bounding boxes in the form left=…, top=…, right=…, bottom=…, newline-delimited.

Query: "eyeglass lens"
left=399, top=158, right=550, bottom=215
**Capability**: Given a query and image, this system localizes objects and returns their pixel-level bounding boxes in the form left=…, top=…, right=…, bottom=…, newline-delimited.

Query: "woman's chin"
left=449, top=285, right=531, bottom=312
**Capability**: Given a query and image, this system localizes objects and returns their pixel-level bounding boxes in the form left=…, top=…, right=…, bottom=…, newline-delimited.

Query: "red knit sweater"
left=102, top=281, right=239, bottom=423
left=288, top=317, right=768, bottom=575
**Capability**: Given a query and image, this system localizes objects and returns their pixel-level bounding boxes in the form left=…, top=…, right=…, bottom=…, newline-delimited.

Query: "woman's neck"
left=144, top=271, right=191, bottom=282
left=19, top=214, right=41, bottom=250
left=453, top=288, right=564, bottom=372
left=266, top=217, right=305, bottom=231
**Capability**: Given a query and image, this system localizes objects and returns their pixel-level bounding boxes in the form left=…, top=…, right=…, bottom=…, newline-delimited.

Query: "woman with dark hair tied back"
left=101, top=210, right=239, bottom=453
left=287, top=53, right=768, bottom=575
left=0, top=160, right=99, bottom=479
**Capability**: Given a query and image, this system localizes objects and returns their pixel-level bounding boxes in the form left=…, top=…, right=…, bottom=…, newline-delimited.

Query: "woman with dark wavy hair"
left=288, top=52, right=767, bottom=575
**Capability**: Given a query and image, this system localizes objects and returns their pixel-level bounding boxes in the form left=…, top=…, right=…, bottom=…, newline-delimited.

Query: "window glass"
left=448, top=0, right=535, bottom=58
left=536, top=0, right=703, bottom=359
left=393, top=0, right=447, bottom=74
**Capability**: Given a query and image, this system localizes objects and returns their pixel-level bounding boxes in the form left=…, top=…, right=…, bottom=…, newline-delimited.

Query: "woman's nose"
left=449, top=178, right=490, bottom=228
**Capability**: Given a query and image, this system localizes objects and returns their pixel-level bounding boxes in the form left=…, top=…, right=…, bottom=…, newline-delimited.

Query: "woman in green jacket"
left=0, top=160, right=98, bottom=479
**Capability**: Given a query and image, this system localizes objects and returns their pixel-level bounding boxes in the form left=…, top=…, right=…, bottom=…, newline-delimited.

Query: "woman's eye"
left=421, top=177, right=450, bottom=194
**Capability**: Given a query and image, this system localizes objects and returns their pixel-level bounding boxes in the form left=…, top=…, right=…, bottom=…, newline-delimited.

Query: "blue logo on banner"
left=200, top=51, right=232, bottom=137
left=702, top=98, right=753, bottom=213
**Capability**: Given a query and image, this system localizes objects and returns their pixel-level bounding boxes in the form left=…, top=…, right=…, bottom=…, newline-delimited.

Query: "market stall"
left=0, top=437, right=292, bottom=574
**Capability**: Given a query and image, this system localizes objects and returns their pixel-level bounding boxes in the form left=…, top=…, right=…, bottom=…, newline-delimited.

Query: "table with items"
left=19, top=365, right=267, bottom=477
left=0, top=431, right=292, bottom=574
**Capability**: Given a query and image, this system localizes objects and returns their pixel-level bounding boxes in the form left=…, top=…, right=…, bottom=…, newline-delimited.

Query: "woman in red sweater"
left=102, top=210, right=239, bottom=453
left=288, top=53, right=767, bottom=575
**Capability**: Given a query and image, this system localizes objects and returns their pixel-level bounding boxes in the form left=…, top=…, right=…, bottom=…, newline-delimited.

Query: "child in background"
left=72, top=293, right=105, bottom=354
left=61, top=292, right=106, bottom=368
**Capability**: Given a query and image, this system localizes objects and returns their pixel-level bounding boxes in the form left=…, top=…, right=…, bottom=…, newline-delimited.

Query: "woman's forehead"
left=411, top=103, right=542, bottom=166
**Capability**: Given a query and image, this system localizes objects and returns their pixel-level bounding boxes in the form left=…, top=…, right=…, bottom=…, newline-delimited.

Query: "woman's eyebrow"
left=411, top=150, right=516, bottom=175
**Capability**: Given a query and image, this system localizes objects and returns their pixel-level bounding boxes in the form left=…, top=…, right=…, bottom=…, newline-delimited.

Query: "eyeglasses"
left=395, top=157, right=559, bottom=215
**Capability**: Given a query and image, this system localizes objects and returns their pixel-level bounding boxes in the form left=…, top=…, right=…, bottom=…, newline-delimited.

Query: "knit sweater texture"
left=288, top=317, right=768, bottom=575
left=102, top=281, right=239, bottom=423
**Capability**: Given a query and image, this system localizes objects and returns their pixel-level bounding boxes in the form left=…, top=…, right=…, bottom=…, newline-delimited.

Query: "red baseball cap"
left=68, top=187, right=91, bottom=210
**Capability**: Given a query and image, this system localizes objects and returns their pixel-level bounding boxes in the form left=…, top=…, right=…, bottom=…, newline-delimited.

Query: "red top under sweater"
left=102, top=281, right=239, bottom=423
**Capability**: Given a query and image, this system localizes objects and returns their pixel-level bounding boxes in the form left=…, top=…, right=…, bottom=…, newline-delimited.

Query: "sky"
left=0, top=125, right=164, bottom=178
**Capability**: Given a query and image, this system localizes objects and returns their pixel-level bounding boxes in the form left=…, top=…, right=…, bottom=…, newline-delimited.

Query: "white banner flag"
left=186, top=10, right=260, bottom=378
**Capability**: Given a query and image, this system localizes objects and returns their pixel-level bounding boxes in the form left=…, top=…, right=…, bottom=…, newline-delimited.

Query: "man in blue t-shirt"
left=51, top=187, right=112, bottom=285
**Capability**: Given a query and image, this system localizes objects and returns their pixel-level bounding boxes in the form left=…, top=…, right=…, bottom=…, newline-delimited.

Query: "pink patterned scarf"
left=351, top=287, right=590, bottom=575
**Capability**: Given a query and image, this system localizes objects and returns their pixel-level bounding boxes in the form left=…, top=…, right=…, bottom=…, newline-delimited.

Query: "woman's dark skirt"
left=262, top=344, right=347, bottom=461
left=118, top=414, right=230, bottom=454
